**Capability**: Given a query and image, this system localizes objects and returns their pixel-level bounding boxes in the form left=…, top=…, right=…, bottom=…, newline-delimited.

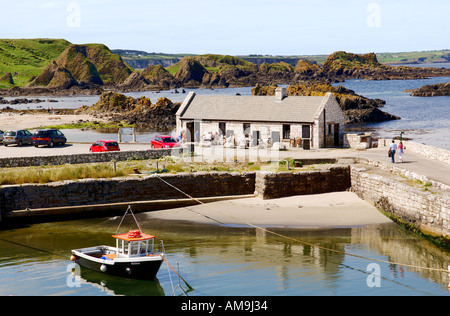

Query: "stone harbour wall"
left=0, top=171, right=256, bottom=213
left=0, top=166, right=352, bottom=214
left=255, top=166, right=351, bottom=199
left=351, top=166, right=450, bottom=238
left=1, top=161, right=448, bottom=239
left=0, top=148, right=183, bottom=168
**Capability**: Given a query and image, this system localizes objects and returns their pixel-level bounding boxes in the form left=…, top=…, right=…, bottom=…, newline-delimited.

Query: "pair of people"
left=389, top=140, right=404, bottom=163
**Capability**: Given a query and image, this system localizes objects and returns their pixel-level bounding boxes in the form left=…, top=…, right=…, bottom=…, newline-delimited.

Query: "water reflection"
left=0, top=215, right=449, bottom=296
left=75, top=266, right=165, bottom=296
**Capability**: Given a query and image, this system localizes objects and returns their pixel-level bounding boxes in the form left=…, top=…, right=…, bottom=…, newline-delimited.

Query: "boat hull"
left=72, top=248, right=164, bottom=280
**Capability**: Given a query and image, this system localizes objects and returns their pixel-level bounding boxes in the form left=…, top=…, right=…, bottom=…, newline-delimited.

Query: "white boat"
left=70, top=207, right=164, bottom=280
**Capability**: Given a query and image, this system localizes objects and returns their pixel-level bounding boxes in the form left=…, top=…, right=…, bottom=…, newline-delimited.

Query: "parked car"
left=3, top=129, right=33, bottom=146
left=150, top=135, right=181, bottom=149
left=0, top=130, right=4, bottom=143
left=32, top=129, right=67, bottom=147
left=89, top=140, right=120, bottom=152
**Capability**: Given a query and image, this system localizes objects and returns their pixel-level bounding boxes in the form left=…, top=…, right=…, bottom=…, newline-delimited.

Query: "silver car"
left=3, top=129, right=33, bottom=146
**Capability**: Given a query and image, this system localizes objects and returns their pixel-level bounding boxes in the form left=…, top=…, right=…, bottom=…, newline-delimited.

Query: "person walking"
left=389, top=140, right=397, bottom=163
left=398, top=141, right=404, bottom=162
left=195, top=130, right=199, bottom=143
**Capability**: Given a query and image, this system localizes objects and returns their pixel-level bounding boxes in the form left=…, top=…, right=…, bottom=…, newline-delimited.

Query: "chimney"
left=275, top=87, right=287, bottom=101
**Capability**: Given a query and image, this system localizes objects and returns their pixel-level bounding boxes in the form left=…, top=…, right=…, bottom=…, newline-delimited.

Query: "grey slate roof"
left=178, top=93, right=329, bottom=123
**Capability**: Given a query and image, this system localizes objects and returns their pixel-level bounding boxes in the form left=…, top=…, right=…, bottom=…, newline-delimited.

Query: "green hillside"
left=376, top=50, right=450, bottom=64
left=0, top=38, right=71, bottom=87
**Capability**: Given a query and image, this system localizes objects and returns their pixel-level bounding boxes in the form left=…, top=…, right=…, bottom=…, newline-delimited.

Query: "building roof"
left=177, top=92, right=333, bottom=123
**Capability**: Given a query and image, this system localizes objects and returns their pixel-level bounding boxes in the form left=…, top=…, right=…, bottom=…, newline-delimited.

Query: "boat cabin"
left=112, top=230, right=156, bottom=258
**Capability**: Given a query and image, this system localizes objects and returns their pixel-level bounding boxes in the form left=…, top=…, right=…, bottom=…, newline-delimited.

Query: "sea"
left=0, top=64, right=449, bottom=297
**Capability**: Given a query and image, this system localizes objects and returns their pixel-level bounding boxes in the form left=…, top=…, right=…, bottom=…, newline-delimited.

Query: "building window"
left=282, top=124, right=291, bottom=139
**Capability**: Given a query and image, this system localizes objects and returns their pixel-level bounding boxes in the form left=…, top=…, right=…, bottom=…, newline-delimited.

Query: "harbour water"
left=0, top=213, right=449, bottom=296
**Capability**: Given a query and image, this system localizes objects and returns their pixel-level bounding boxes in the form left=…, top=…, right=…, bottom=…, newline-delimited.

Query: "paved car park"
left=0, top=142, right=152, bottom=159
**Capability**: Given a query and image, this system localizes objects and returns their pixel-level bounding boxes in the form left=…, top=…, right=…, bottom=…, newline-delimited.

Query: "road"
left=0, top=142, right=152, bottom=158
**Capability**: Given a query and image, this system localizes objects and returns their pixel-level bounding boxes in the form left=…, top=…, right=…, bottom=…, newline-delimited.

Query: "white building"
left=176, top=87, right=345, bottom=149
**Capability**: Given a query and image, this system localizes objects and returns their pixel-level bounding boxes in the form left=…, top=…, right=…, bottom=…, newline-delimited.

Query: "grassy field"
left=0, top=38, right=71, bottom=87
left=0, top=155, right=325, bottom=185
left=376, top=50, right=450, bottom=64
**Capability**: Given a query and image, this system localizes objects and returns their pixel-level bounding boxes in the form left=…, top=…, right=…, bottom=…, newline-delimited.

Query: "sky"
left=1, top=0, right=449, bottom=56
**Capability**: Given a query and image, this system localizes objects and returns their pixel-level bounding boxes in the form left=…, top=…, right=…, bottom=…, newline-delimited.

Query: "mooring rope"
left=153, top=174, right=450, bottom=275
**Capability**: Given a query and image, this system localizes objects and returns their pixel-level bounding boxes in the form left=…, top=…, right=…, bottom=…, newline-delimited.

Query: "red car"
left=90, top=140, right=120, bottom=152
left=151, top=135, right=181, bottom=149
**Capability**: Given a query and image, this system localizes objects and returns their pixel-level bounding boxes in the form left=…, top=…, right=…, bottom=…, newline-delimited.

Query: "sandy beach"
left=145, top=192, right=392, bottom=229
left=0, top=112, right=107, bottom=130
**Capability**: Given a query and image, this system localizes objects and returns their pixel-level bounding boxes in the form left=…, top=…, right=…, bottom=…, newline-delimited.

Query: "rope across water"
left=153, top=174, right=450, bottom=275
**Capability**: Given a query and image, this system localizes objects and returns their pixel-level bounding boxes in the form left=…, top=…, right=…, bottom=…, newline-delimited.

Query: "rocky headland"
left=3, top=47, right=450, bottom=98
left=319, top=51, right=450, bottom=81
left=406, top=82, right=450, bottom=97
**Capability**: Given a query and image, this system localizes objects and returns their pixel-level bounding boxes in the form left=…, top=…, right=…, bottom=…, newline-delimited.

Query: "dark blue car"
left=32, top=129, right=67, bottom=147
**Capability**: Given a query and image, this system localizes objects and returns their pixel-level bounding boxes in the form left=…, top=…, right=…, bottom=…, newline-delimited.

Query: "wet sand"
left=0, top=112, right=107, bottom=130
left=145, top=192, right=392, bottom=229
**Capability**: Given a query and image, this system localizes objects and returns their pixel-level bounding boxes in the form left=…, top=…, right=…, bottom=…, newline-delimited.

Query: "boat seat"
left=101, top=253, right=117, bottom=260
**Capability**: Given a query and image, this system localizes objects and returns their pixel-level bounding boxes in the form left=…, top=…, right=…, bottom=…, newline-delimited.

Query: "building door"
left=243, top=123, right=251, bottom=137
left=186, top=122, right=194, bottom=142
left=271, top=131, right=280, bottom=143
left=186, top=121, right=201, bottom=142
left=219, top=122, right=226, bottom=136
left=334, top=123, right=340, bottom=146
left=282, top=124, right=291, bottom=139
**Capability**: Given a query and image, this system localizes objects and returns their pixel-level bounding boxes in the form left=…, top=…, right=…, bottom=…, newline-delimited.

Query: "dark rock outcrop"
left=141, top=65, right=175, bottom=89
left=77, top=91, right=180, bottom=130
left=174, top=57, right=209, bottom=87
left=406, top=82, right=450, bottom=96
